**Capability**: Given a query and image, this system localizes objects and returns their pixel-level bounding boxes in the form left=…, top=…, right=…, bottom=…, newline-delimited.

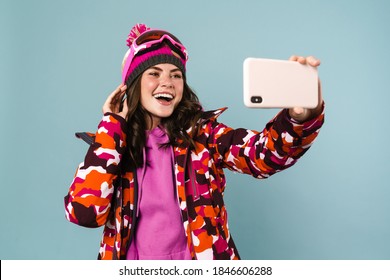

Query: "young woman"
left=64, top=24, right=325, bottom=260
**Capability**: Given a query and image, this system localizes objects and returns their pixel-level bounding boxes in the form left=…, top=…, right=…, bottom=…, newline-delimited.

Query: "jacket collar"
left=75, top=108, right=228, bottom=145
left=198, top=107, right=227, bottom=124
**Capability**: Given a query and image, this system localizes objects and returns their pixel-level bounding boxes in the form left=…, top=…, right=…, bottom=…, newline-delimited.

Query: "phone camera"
left=251, top=96, right=263, bottom=103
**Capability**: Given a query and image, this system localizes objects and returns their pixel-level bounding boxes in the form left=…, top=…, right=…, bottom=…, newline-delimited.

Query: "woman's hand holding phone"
left=288, top=55, right=323, bottom=123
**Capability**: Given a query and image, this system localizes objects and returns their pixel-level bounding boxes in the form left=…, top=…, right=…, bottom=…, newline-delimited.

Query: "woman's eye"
left=149, top=72, right=159, bottom=77
left=172, top=74, right=182, bottom=79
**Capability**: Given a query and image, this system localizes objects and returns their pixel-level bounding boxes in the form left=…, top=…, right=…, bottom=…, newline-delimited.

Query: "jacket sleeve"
left=212, top=106, right=325, bottom=178
left=64, top=113, right=127, bottom=227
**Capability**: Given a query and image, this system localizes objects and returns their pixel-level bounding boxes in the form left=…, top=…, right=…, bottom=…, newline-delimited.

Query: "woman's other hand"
left=102, top=84, right=128, bottom=119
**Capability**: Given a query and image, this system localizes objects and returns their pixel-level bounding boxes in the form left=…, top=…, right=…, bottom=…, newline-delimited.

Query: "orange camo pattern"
left=65, top=107, right=324, bottom=259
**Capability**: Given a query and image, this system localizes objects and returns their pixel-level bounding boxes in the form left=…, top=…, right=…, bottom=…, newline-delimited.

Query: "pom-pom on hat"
left=121, top=24, right=188, bottom=86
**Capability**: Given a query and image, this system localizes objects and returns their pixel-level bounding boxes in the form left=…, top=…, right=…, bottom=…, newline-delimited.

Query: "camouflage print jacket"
left=64, top=107, right=324, bottom=260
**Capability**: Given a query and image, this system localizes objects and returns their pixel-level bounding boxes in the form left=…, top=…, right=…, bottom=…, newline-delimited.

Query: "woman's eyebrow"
left=149, top=66, right=181, bottom=73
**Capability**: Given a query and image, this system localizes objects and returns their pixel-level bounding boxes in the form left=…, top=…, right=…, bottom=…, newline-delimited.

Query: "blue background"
left=1, top=0, right=389, bottom=260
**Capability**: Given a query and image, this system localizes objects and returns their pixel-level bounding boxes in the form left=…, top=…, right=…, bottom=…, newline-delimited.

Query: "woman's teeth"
left=154, top=93, right=174, bottom=101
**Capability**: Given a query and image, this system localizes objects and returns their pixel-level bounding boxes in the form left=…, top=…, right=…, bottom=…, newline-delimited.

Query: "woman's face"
left=140, top=63, right=184, bottom=129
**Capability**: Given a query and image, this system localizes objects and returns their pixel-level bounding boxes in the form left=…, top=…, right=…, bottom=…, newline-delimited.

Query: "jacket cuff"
left=95, top=113, right=128, bottom=150
left=280, top=103, right=325, bottom=136
left=103, top=112, right=128, bottom=133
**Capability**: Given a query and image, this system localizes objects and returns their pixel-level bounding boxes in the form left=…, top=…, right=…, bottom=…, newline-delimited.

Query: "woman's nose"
left=160, top=76, right=173, bottom=88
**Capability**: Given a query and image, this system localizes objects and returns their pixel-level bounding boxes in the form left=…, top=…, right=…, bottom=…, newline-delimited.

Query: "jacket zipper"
left=124, top=170, right=138, bottom=257
left=180, top=148, right=198, bottom=259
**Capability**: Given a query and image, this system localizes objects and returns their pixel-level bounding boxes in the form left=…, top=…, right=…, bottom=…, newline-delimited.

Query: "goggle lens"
left=136, top=30, right=182, bottom=46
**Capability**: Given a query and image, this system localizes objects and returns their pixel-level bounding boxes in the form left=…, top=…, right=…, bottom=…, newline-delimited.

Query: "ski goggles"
left=122, top=29, right=189, bottom=83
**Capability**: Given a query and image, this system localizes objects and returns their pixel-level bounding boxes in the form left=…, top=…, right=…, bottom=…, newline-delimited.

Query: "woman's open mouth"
left=153, top=93, right=174, bottom=105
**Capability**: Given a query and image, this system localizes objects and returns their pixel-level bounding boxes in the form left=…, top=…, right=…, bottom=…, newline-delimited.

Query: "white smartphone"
left=243, top=57, right=319, bottom=108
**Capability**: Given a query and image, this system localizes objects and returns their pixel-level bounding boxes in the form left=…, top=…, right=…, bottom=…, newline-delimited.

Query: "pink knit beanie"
left=121, top=24, right=187, bottom=86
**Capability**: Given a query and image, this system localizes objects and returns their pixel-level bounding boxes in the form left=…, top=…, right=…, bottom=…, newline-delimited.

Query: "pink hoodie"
left=126, top=126, right=191, bottom=260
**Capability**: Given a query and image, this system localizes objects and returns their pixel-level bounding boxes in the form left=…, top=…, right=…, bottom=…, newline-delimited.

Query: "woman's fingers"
left=103, top=84, right=127, bottom=114
left=306, top=56, right=321, bottom=67
left=290, top=55, right=320, bottom=67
